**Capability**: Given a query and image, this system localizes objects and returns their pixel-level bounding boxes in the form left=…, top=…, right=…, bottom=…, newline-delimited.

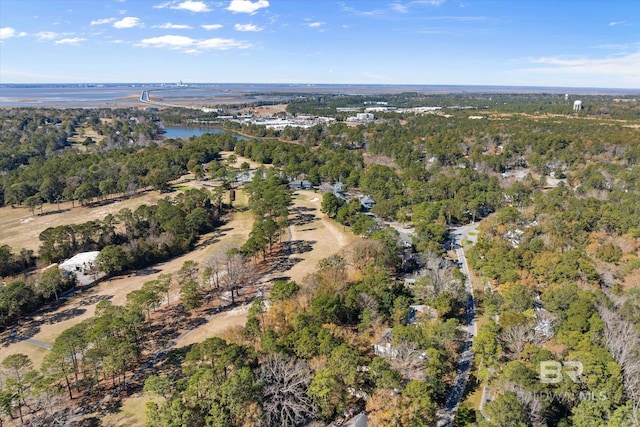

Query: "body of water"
left=162, top=126, right=249, bottom=140
left=2, top=83, right=638, bottom=108
left=0, top=85, right=145, bottom=106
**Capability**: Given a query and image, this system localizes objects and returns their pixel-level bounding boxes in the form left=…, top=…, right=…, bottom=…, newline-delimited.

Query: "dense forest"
left=0, top=92, right=639, bottom=426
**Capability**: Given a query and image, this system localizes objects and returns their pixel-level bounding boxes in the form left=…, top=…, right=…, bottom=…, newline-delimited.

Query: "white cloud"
left=36, top=31, right=59, bottom=41
left=91, top=17, right=117, bottom=25
left=153, top=22, right=193, bottom=29
left=390, top=3, right=408, bottom=13
left=0, top=27, right=16, bottom=41
left=138, top=34, right=195, bottom=48
left=227, top=0, right=269, bottom=14
left=137, top=34, right=250, bottom=51
left=197, top=38, right=251, bottom=49
left=113, top=17, right=143, bottom=28
left=234, top=23, right=263, bottom=32
left=414, top=0, right=446, bottom=5
left=609, top=21, right=625, bottom=26
left=517, top=50, right=640, bottom=86
left=307, top=22, right=324, bottom=28
left=155, top=1, right=211, bottom=12
left=55, top=37, right=87, bottom=45
left=201, top=24, right=223, bottom=30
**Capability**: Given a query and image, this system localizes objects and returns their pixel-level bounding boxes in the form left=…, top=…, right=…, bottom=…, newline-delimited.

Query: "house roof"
left=360, top=195, right=375, bottom=205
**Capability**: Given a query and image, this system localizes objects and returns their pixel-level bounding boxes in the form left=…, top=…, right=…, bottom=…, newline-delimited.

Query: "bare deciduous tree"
left=343, top=240, right=383, bottom=273
left=258, top=354, right=316, bottom=427
left=501, top=322, right=535, bottom=359
left=597, top=304, right=640, bottom=405
left=222, top=252, right=255, bottom=304
left=389, top=341, right=426, bottom=381
left=414, top=251, right=462, bottom=302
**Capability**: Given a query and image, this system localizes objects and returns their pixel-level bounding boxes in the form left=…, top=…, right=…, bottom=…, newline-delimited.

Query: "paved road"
left=437, top=223, right=479, bottom=427
left=17, top=336, right=53, bottom=350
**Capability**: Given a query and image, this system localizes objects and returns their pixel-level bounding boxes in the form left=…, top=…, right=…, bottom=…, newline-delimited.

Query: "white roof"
left=59, top=251, right=100, bottom=271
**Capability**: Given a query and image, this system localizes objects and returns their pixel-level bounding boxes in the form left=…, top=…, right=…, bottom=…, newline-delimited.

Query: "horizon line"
left=1, top=82, right=639, bottom=91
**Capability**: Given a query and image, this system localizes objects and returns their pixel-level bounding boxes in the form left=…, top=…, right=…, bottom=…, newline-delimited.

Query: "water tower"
left=573, top=100, right=583, bottom=111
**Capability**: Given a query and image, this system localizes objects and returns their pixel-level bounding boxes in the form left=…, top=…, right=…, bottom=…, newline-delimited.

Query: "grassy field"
left=0, top=209, right=254, bottom=368
left=0, top=191, right=171, bottom=252
left=173, top=190, right=359, bottom=349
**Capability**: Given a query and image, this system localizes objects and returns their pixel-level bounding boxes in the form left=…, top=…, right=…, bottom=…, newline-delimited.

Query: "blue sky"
left=0, top=0, right=638, bottom=88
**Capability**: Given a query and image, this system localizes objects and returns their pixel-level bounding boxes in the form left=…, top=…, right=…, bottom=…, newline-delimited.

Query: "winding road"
left=437, top=223, right=479, bottom=427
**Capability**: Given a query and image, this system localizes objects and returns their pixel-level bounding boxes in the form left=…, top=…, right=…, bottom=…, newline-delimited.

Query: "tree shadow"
left=78, top=294, right=113, bottom=307
left=195, top=236, right=220, bottom=250
left=290, top=213, right=317, bottom=226
left=14, top=323, right=40, bottom=340
left=37, top=207, right=71, bottom=217
left=46, top=307, right=88, bottom=325
left=290, top=206, right=318, bottom=227
left=286, top=240, right=315, bottom=255
left=134, top=267, right=161, bottom=277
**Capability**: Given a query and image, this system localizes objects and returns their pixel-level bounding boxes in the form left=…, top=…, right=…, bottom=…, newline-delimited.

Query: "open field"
left=67, top=126, right=106, bottom=144
left=101, top=393, right=155, bottom=427
left=0, top=191, right=171, bottom=252
left=0, top=151, right=262, bottom=253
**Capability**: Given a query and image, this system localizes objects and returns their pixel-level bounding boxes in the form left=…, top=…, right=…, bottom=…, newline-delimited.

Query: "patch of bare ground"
left=219, top=151, right=272, bottom=169
left=363, top=153, right=398, bottom=168
left=238, top=104, right=288, bottom=118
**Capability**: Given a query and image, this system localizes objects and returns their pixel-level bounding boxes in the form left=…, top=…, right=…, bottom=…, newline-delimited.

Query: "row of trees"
left=37, top=187, right=222, bottom=267
left=241, top=169, right=292, bottom=258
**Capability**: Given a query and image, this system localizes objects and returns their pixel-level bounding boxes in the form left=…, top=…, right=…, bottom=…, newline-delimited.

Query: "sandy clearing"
left=286, top=190, right=359, bottom=283
left=174, top=305, right=250, bottom=348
